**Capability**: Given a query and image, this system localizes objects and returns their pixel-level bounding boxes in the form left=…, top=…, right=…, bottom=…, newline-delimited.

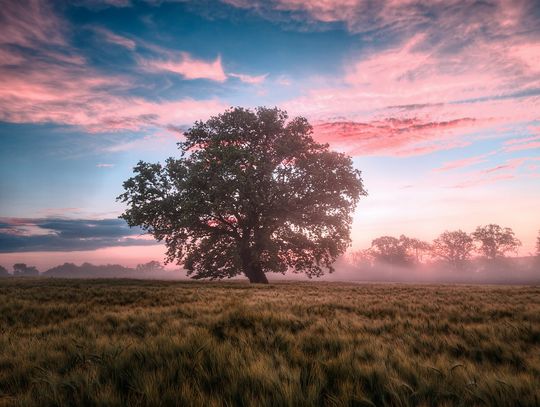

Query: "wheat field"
left=0, top=279, right=539, bottom=406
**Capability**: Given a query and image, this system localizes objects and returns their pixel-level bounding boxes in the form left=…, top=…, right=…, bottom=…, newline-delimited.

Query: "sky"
left=0, top=0, right=539, bottom=270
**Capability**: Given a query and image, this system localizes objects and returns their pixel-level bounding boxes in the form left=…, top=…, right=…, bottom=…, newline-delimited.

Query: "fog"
left=318, top=256, right=540, bottom=285
left=1, top=256, right=538, bottom=284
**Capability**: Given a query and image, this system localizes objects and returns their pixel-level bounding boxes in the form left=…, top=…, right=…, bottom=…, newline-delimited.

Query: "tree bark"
left=245, top=264, right=269, bottom=284
left=240, top=246, right=269, bottom=284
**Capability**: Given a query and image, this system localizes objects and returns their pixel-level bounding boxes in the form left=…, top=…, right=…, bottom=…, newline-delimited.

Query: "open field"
left=0, top=279, right=539, bottom=406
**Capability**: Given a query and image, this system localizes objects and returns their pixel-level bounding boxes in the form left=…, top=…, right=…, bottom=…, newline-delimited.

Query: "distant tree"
left=432, top=230, right=475, bottom=270
left=472, top=224, right=521, bottom=260
left=136, top=261, right=164, bottom=273
left=119, top=107, right=366, bottom=283
left=536, top=230, right=540, bottom=257
left=0, top=265, right=10, bottom=277
left=13, top=263, right=39, bottom=277
left=43, top=262, right=134, bottom=278
left=370, top=235, right=415, bottom=266
left=405, top=237, right=432, bottom=263
left=349, top=248, right=374, bottom=268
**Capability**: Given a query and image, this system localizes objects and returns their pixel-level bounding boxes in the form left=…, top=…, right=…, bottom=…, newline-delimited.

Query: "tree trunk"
left=245, top=264, right=269, bottom=284
left=240, top=246, right=269, bottom=284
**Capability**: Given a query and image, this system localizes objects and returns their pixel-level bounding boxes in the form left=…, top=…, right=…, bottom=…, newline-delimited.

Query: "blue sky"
left=0, top=0, right=539, bottom=269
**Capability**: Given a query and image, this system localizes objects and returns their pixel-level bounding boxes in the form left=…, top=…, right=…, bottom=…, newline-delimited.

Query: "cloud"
left=0, top=55, right=226, bottom=131
left=142, top=52, right=227, bottom=82
left=284, top=28, right=540, bottom=117
left=0, top=218, right=158, bottom=252
left=502, top=128, right=540, bottom=152
left=222, top=0, right=538, bottom=39
left=93, top=26, right=136, bottom=50
left=141, top=52, right=268, bottom=85
left=229, top=0, right=539, bottom=158
left=278, top=1, right=540, bottom=156
left=0, top=1, right=227, bottom=133
left=448, top=157, right=539, bottom=188
left=504, top=141, right=540, bottom=152
left=450, top=173, right=516, bottom=189
left=0, top=0, right=67, bottom=48
left=96, top=163, right=115, bottom=167
left=503, top=135, right=540, bottom=152
left=77, top=0, right=132, bottom=8
left=312, top=117, right=476, bottom=156
left=275, top=75, right=292, bottom=86
left=229, top=72, right=268, bottom=84
left=435, top=154, right=494, bottom=172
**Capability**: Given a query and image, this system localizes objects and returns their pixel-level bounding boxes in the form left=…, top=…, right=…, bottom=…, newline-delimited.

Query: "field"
left=0, top=279, right=539, bottom=406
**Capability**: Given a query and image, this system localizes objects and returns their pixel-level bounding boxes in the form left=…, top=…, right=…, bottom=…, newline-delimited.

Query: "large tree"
left=370, top=235, right=415, bottom=266
left=432, top=230, right=474, bottom=270
left=118, top=107, right=365, bottom=283
left=472, top=224, right=521, bottom=260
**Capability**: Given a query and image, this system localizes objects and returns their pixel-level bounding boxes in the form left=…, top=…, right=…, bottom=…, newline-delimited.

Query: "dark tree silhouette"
left=370, top=235, right=415, bottom=266
left=472, top=224, right=521, bottom=260
left=118, top=107, right=365, bottom=283
left=404, top=237, right=431, bottom=263
left=136, top=261, right=164, bottom=273
left=536, top=230, right=540, bottom=257
left=432, top=230, right=474, bottom=270
left=42, top=262, right=134, bottom=278
left=13, top=263, right=39, bottom=277
left=0, top=265, right=10, bottom=277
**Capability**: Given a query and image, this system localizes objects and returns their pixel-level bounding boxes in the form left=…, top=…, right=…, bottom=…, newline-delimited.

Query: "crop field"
left=0, top=279, right=539, bottom=406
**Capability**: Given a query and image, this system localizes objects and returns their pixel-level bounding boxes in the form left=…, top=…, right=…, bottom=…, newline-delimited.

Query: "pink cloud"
left=505, top=134, right=540, bottom=145
left=286, top=27, right=540, bottom=116
left=435, top=154, right=491, bottom=172
left=0, top=0, right=66, bottom=48
left=0, top=2, right=227, bottom=132
left=93, top=27, right=136, bottom=50
left=223, top=0, right=536, bottom=39
left=312, top=117, right=477, bottom=156
left=502, top=127, right=540, bottom=152
left=229, top=72, right=268, bottom=84
left=142, top=52, right=227, bottom=82
left=480, top=163, right=518, bottom=175
left=259, top=0, right=540, bottom=157
left=0, top=56, right=226, bottom=132
left=282, top=26, right=540, bottom=156
left=450, top=173, right=516, bottom=189
left=275, top=75, right=292, bottom=86
left=504, top=141, right=540, bottom=153
left=449, top=157, right=539, bottom=188
left=0, top=58, right=226, bottom=132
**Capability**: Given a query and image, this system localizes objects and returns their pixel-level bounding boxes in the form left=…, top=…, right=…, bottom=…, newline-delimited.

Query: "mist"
left=1, top=255, right=538, bottom=284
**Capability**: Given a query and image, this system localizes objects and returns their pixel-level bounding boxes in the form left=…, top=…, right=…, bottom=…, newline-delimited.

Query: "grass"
left=0, top=279, right=539, bottom=406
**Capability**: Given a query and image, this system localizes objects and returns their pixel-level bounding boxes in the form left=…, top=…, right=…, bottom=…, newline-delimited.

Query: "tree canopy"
left=432, top=230, right=475, bottom=270
left=136, top=261, right=164, bottom=273
left=118, top=107, right=366, bottom=283
left=370, top=235, right=416, bottom=266
left=13, top=263, right=39, bottom=277
left=472, top=224, right=521, bottom=260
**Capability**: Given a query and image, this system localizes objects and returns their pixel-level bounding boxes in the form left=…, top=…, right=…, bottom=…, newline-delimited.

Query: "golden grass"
left=0, top=279, right=539, bottom=406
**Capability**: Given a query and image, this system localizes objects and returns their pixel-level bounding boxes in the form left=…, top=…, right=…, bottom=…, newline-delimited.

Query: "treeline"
left=350, top=224, right=540, bottom=273
left=0, top=261, right=182, bottom=279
